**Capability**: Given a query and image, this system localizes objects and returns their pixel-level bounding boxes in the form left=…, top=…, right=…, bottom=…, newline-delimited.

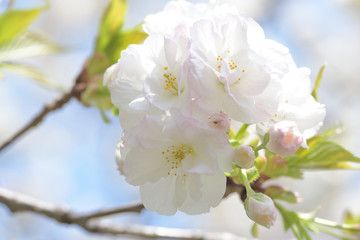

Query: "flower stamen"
left=163, top=144, right=193, bottom=176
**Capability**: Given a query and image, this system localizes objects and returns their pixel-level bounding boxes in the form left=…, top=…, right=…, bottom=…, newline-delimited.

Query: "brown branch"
left=0, top=68, right=88, bottom=153
left=0, top=187, right=245, bottom=240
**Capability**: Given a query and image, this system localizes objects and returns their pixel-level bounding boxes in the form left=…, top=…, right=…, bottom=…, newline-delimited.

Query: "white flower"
left=187, top=15, right=292, bottom=123
left=143, top=0, right=239, bottom=35
left=143, top=33, right=191, bottom=111
left=104, top=43, right=151, bottom=112
left=104, top=42, right=162, bottom=131
left=245, top=193, right=276, bottom=228
left=121, top=112, right=233, bottom=215
left=233, top=145, right=255, bottom=169
left=266, top=121, right=305, bottom=157
left=257, top=68, right=326, bottom=139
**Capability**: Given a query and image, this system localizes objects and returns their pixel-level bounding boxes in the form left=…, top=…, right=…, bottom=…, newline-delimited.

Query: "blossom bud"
left=266, top=121, right=304, bottom=157
left=244, top=193, right=276, bottom=228
left=233, top=145, right=255, bottom=169
left=208, top=112, right=231, bottom=132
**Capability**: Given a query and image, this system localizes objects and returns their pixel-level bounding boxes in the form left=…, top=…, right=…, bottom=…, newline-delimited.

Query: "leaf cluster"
left=79, top=0, right=148, bottom=121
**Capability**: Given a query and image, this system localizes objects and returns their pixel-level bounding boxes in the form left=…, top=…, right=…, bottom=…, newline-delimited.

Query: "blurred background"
left=0, top=0, right=359, bottom=239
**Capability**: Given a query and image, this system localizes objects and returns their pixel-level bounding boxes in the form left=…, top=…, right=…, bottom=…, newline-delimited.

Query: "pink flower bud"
left=266, top=121, right=304, bottom=157
left=245, top=193, right=276, bottom=228
left=233, top=145, right=255, bottom=169
left=208, top=112, right=231, bottom=132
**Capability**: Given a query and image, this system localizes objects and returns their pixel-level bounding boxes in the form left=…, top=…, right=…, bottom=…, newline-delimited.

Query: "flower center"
left=163, top=66, right=178, bottom=94
left=216, top=50, right=246, bottom=82
left=161, top=144, right=193, bottom=176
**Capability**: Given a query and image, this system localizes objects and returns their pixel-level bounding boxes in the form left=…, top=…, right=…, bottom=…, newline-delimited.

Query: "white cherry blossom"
left=143, top=0, right=239, bottom=35
left=187, top=15, right=292, bottom=123
left=103, top=42, right=160, bottom=131
left=257, top=67, right=326, bottom=139
left=121, top=112, right=233, bottom=215
left=143, top=33, right=191, bottom=111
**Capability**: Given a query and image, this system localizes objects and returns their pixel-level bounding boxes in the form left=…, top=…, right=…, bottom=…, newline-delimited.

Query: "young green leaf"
left=0, top=6, right=47, bottom=46
left=286, top=140, right=360, bottom=170
left=275, top=203, right=313, bottom=240
left=0, top=62, right=63, bottom=90
left=96, top=0, right=127, bottom=52
left=311, top=63, right=326, bottom=102
left=104, top=24, right=148, bottom=63
left=0, top=32, right=62, bottom=62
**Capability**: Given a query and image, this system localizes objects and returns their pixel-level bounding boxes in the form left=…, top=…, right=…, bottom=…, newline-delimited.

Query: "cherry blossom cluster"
left=104, top=0, right=325, bottom=226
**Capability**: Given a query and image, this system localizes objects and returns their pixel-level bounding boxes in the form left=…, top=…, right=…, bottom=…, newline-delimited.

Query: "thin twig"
left=0, top=187, right=245, bottom=240
left=0, top=68, right=88, bottom=153
left=0, top=89, right=74, bottom=152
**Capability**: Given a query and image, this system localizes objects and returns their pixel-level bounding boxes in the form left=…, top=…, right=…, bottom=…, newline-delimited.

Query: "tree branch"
left=0, top=68, right=88, bottom=153
left=0, top=187, right=245, bottom=240
left=0, top=89, right=74, bottom=152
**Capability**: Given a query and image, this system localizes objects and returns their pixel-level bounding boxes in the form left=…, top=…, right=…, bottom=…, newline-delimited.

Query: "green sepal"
left=246, top=166, right=260, bottom=183
left=227, top=164, right=259, bottom=185
left=251, top=223, right=259, bottom=238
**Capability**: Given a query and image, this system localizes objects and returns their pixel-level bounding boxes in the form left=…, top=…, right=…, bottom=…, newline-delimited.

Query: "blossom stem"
left=314, top=217, right=360, bottom=233
left=234, top=124, right=249, bottom=140
left=314, top=224, right=354, bottom=240
left=239, top=169, right=255, bottom=196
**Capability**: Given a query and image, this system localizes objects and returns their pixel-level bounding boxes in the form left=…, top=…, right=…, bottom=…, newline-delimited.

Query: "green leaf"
left=286, top=140, right=360, bottom=170
left=265, top=186, right=301, bottom=204
left=275, top=203, right=313, bottom=240
left=0, top=6, right=47, bottom=46
left=104, top=24, right=148, bottom=63
left=311, top=63, right=326, bottom=102
left=0, top=32, right=62, bottom=62
left=96, top=0, right=127, bottom=52
left=0, top=62, right=63, bottom=90
left=276, top=203, right=299, bottom=231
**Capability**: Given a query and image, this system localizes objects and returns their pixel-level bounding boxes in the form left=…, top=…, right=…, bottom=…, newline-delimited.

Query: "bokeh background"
left=0, top=0, right=359, bottom=239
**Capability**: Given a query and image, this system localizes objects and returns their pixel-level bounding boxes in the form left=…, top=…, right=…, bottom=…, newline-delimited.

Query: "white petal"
left=179, top=171, right=226, bottom=215
left=123, top=147, right=169, bottom=185
left=140, top=175, right=186, bottom=216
